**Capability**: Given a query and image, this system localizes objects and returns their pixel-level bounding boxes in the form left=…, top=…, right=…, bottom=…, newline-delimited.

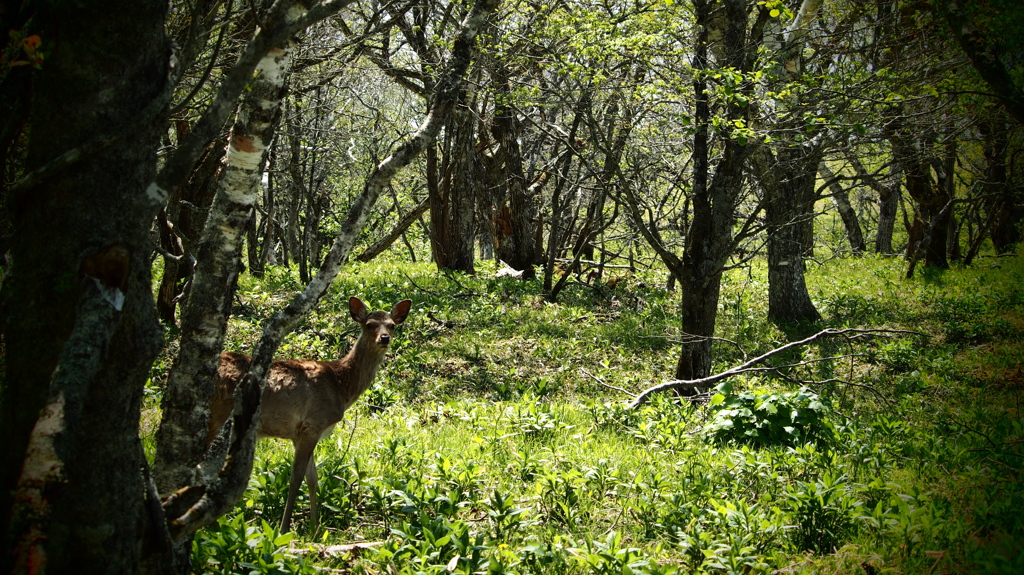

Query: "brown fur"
left=209, top=297, right=411, bottom=532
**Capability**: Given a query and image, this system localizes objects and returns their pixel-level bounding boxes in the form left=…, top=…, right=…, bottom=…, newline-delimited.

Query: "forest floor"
left=145, top=251, right=1024, bottom=575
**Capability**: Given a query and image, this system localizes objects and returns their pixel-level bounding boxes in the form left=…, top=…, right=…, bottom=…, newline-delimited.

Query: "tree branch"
left=628, top=328, right=921, bottom=408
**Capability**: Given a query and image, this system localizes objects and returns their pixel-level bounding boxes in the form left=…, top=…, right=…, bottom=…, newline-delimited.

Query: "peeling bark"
left=154, top=21, right=297, bottom=502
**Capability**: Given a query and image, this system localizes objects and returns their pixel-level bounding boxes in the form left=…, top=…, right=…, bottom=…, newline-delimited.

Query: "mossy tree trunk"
left=0, top=1, right=171, bottom=572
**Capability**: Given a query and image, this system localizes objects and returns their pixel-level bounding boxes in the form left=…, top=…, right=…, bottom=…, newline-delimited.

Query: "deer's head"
left=349, top=297, right=412, bottom=349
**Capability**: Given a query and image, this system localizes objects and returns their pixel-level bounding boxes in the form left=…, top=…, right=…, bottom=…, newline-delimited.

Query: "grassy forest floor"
left=144, top=251, right=1024, bottom=575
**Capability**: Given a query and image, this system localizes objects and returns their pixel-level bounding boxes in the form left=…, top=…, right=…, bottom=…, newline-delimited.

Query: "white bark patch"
left=219, top=222, right=242, bottom=244
left=254, top=46, right=292, bottom=86
left=258, top=99, right=282, bottom=112
left=146, top=182, right=168, bottom=204
left=21, top=392, right=66, bottom=484
left=227, top=135, right=265, bottom=172
left=219, top=169, right=259, bottom=205
left=193, top=321, right=223, bottom=348
left=92, top=277, right=125, bottom=311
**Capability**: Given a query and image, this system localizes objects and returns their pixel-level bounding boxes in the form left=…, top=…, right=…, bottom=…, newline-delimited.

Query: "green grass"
left=150, top=251, right=1024, bottom=574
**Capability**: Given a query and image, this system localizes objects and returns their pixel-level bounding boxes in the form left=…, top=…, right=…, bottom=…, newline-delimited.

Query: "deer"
left=208, top=296, right=412, bottom=532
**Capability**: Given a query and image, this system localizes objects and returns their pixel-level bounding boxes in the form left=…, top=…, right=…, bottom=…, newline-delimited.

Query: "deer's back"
left=214, top=351, right=357, bottom=443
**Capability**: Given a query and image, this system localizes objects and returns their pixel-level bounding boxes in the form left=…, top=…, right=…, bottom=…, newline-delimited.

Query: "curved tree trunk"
left=819, top=162, right=866, bottom=254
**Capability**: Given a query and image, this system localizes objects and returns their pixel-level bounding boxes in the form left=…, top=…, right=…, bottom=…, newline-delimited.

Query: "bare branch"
left=628, top=328, right=921, bottom=409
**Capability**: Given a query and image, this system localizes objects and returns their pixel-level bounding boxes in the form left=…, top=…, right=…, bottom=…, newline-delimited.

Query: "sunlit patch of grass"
left=149, top=251, right=1024, bottom=574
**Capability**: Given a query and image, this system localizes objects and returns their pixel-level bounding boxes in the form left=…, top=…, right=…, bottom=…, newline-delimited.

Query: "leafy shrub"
left=935, top=298, right=986, bottom=343
left=509, top=402, right=573, bottom=438
left=192, top=515, right=314, bottom=575
left=873, top=338, right=923, bottom=373
left=823, top=292, right=891, bottom=323
left=315, top=462, right=362, bottom=530
left=703, top=384, right=836, bottom=448
left=375, top=516, right=489, bottom=575
left=365, top=383, right=399, bottom=414
left=784, top=471, right=859, bottom=553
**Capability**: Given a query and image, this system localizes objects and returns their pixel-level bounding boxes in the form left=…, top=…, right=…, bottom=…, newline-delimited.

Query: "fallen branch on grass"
left=628, top=327, right=920, bottom=409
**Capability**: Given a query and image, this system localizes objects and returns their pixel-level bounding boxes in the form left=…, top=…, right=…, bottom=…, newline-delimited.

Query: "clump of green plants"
left=192, top=515, right=315, bottom=575
left=702, top=382, right=837, bottom=448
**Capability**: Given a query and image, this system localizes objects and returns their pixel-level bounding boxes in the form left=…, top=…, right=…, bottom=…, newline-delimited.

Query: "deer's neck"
left=339, top=335, right=388, bottom=396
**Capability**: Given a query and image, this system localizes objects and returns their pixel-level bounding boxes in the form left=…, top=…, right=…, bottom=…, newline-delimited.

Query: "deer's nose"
left=379, top=333, right=391, bottom=345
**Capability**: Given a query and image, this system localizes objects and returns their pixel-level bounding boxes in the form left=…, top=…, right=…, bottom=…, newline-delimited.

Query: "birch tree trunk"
left=3, top=2, right=362, bottom=572
left=153, top=24, right=297, bottom=500
left=152, top=16, right=297, bottom=570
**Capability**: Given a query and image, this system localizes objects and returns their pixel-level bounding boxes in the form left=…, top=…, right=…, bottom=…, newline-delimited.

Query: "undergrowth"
left=147, top=252, right=1024, bottom=574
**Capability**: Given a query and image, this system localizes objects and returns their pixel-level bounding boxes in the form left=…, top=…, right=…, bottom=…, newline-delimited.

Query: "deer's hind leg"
left=305, top=452, right=320, bottom=532
left=282, top=434, right=318, bottom=532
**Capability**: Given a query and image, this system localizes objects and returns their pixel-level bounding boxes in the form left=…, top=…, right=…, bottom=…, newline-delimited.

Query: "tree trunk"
left=979, top=118, right=1020, bottom=253
left=0, top=1, right=170, bottom=572
left=845, top=152, right=900, bottom=255
left=760, top=148, right=823, bottom=324
left=260, top=170, right=279, bottom=268
left=675, top=265, right=722, bottom=382
left=672, top=0, right=758, bottom=388
left=153, top=28, right=296, bottom=548
left=876, top=165, right=901, bottom=255
left=431, top=96, right=479, bottom=274
left=886, top=111, right=958, bottom=275
left=757, top=0, right=823, bottom=325
left=819, top=162, right=866, bottom=254
left=490, top=69, right=539, bottom=278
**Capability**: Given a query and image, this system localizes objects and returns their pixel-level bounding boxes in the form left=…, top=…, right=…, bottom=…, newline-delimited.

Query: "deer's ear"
left=349, top=297, right=369, bottom=323
left=390, top=300, right=412, bottom=325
